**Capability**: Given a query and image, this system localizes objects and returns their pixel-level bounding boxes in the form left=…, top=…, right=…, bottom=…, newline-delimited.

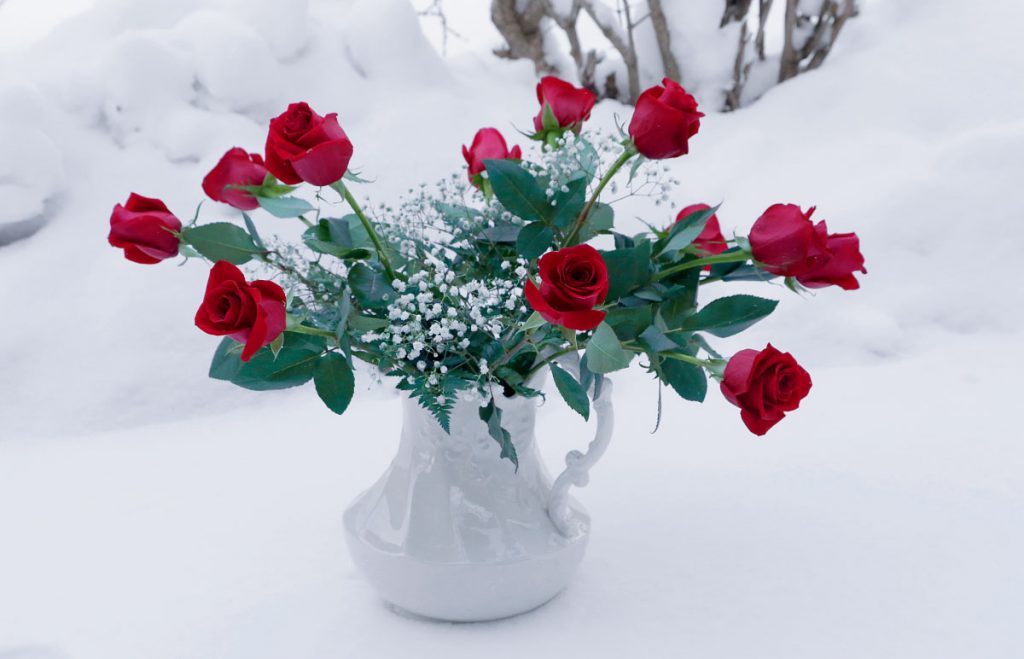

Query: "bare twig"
left=647, top=0, right=680, bottom=82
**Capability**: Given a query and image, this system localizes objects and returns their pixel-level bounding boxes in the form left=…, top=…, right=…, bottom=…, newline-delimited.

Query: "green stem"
left=286, top=323, right=336, bottom=339
left=336, top=183, right=398, bottom=282
left=523, top=347, right=579, bottom=381
left=653, top=250, right=752, bottom=281
left=562, top=146, right=637, bottom=246
left=297, top=215, right=314, bottom=228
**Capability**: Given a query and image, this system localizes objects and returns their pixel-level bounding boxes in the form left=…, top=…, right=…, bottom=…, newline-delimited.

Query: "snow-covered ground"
left=1, top=0, right=1022, bottom=657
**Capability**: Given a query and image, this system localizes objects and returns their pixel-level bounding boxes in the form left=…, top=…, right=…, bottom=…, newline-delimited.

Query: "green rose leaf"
left=479, top=399, right=518, bottom=470
left=257, top=195, right=316, bottom=218
left=209, top=333, right=326, bottom=391
left=313, top=352, right=355, bottom=415
left=181, top=222, right=262, bottom=265
left=348, top=263, right=397, bottom=309
left=681, top=294, right=779, bottom=337
left=303, top=218, right=373, bottom=260
left=660, top=203, right=720, bottom=254
left=550, top=362, right=590, bottom=421
left=483, top=159, right=552, bottom=224
left=659, top=357, right=707, bottom=402
left=576, top=202, right=614, bottom=243
left=517, top=222, right=555, bottom=260
left=602, top=241, right=653, bottom=300
left=552, top=177, right=588, bottom=230
left=584, top=322, right=632, bottom=374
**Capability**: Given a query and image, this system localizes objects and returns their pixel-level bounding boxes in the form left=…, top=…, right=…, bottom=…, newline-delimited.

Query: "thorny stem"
left=562, top=146, right=637, bottom=246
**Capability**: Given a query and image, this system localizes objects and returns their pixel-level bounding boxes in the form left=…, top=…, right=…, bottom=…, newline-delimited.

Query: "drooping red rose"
left=524, top=244, right=608, bottom=331
left=462, top=127, right=522, bottom=185
left=628, top=78, right=703, bottom=160
left=796, top=221, right=867, bottom=290
left=721, top=344, right=812, bottom=436
left=265, top=102, right=353, bottom=186
left=108, top=193, right=182, bottom=265
left=676, top=203, right=727, bottom=256
left=202, top=148, right=268, bottom=211
left=194, top=261, right=287, bottom=361
left=749, top=204, right=830, bottom=277
left=533, top=76, right=596, bottom=133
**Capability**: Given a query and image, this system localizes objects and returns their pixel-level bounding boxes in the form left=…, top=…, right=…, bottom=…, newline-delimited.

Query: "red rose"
left=532, top=76, right=596, bottom=133
left=749, top=204, right=830, bottom=277
left=194, top=261, right=287, bottom=361
left=676, top=203, right=727, bottom=256
left=628, top=78, right=703, bottom=160
left=265, top=102, right=353, bottom=186
left=796, top=221, right=867, bottom=290
left=108, top=193, right=182, bottom=265
left=721, top=344, right=812, bottom=436
left=202, top=147, right=268, bottom=211
left=524, top=244, right=608, bottom=331
left=462, top=128, right=522, bottom=185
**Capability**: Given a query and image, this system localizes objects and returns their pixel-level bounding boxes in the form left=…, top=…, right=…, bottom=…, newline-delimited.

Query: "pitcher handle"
left=545, top=355, right=615, bottom=537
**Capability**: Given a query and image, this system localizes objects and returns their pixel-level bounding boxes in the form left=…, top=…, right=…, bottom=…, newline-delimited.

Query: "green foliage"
left=348, top=263, right=397, bottom=309
left=257, top=195, right=316, bottom=218
left=602, top=241, right=653, bottom=300
left=550, top=362, right=590, bottom=420
left=517, top=222, right=555, bottom=260
left=584, top=322, right=632, bottom=373
left=658, top=357, right=708, bottom=402
left=313, top=352, right=355, bottom=414
left=479, top=398, right=518, bottom=470
left=483, top=159, right=552, bottom=224
left=181, top=222, right=263, bottom=264
left=576, top=203, right=614, bottom=243
left=551, top=177, right=588, bottom=230
left=303, top=217, right=373, bottom=260
left=209, top=333, right=326, bottom=391
left=681, top=295, right=778, bottom=337
left=605, top=305, right=653, bottom=341
left=658, top=203, right=720, bottom=255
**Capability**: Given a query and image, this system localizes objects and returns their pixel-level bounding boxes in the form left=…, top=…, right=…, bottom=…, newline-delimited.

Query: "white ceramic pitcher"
left=343, top=367, right=614, bottom=622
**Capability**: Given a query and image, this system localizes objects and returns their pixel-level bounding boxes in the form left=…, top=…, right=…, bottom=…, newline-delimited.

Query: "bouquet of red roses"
left=109, top=76, right=865, bottom=466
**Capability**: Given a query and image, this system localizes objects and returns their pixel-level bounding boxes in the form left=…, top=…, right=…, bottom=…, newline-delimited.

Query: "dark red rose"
left=796, top=221, right=867, bottom=290
left=524, top=244, right=608, bottom=331
left=194, top=261, right=287, bottom=361
left=749, top=204, right=830, bottom=277
left=108, top=193, right=182, bottom=264
left=721, top=344, right=812, bottom=436
left=265, top=102, right=353, bottom=186
left=676, top=203, right=727, bottom=256
left=202, top=147, right=268, bottom=210
left=532, top=76, right=596, bottom=133
left=462, top=128, right=522, bottom=185
left=628, top=78, right=703, bottom=160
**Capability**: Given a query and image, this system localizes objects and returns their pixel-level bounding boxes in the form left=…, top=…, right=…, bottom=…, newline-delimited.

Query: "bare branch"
left=581, top=0, right=640, bottom=101
left=647, top=0, right=680, bottom=82
left=490, top=0, right=553, bottom=73
left=755, top=0, right=773, bottom=60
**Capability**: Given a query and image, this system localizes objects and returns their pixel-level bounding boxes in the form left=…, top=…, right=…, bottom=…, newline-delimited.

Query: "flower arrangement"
left=108, top=76, right=865, bottom=466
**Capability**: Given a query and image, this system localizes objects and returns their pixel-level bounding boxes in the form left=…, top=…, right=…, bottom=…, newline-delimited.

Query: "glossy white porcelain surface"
left=343, top=372, right=614, bottom=622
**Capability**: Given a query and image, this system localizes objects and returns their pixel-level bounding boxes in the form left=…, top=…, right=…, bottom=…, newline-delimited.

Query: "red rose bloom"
left=108, top=193, right=182, bottom=265
left=462, top=128, right=522, bottom=185
left=265, top=102, right=353, bottom=186
left=202, top=147, right=268, bottom=211
left=194, top=261, right=287, bottom=361
left=749, top=203, right=830, bottom=277
left=721, top=344, right=812, bottom=436
left=524, top=244, right=608, bottom=331
left=796, top=221, right=867, bottom=291
left=628, top=78, right=703, bottom=160
left=676, top=203, right=727, bottom=256
left=533, top=76, right=596, bottom=133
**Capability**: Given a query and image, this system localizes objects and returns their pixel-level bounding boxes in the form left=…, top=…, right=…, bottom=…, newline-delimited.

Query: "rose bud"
left=108, top=193, right=182, bottom=264
left=749, top=203, right=830, bottom=277
left=628, top=78, right=703, bottom=160
left=265, top=102, right=353, bottom=186
left=533, top=76, right=596, bottom=134
left=721, top=344, right=812, bottom=436
left=676, top=203, right=727, bottom=257
left=796, top=221, right=867, bottom=290
left=462, top=127, right=522, bottom=187
left=202, top=147, right=268, bottom=211
left=194, top=261, right=287, bottom=361
left=524, top=244, right=608, bottom=331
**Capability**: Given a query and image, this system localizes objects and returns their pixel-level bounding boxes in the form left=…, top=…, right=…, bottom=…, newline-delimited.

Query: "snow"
left=1, top=0, right=1023, bottom=657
